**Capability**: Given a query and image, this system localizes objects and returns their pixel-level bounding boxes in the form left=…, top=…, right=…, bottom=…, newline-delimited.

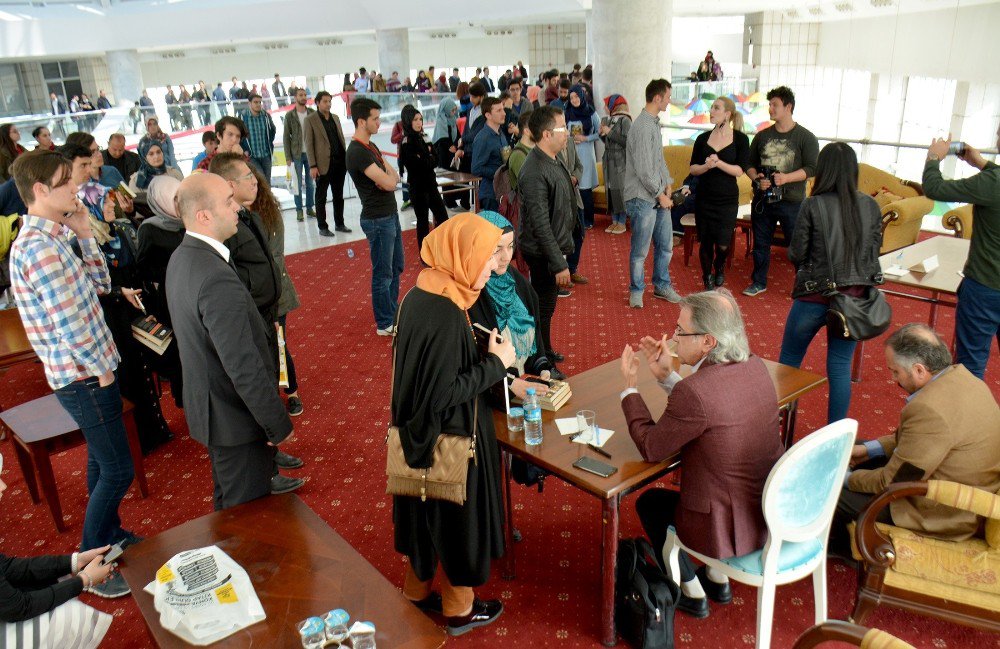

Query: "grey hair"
left=681, top=289, right=750, bottom=364
left=886, top=323, right=952, bottom=373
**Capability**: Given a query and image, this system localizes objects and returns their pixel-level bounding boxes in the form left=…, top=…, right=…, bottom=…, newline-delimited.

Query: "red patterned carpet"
left=1, top=217, right=998, bottom=649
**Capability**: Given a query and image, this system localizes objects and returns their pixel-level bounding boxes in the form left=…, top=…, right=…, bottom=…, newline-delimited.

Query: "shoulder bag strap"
left=811, top=196, right=839, bottom=295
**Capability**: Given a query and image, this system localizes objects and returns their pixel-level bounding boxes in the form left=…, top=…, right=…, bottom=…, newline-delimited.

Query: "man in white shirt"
left=354, top=67, right=370, bottom=93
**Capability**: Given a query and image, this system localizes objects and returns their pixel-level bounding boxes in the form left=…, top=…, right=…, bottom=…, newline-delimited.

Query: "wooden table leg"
left=31, top=442, right=65, bottom=533
left=851, top=340, right=865, bottom=383
left=601, top=494, right=620, bottom=647
left=501, top=450, right=516, bottom=580
left=782, top=401, right=800, bottom=449
left=10, top=437, right=41, bottom=504
left=122, top=408, right=149, bottom=498
left=929, top=290, right=939, bottom=328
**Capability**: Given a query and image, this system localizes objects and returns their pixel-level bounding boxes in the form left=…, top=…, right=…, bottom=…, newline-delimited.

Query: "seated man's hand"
left=849, top=443, right=869, bottom=468
left=620, top=344, right=639, bottom=389
left=638, top=334, right=674, bottom=382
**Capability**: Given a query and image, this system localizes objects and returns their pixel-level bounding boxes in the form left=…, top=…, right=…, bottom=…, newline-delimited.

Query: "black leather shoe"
left=335, top=225, right=353, bottom=233
left=548, top=351, right=564, bottom=363
left=703, top=275, right=714, bottom=291
left=446, top=598, right=503, bottom=636
left=274, top=450, right=304, bottom=469
left=677, top=593, right=710, bottom=619
left=696, top=566, right=732, bottom=604
left=412, top=592, right=443, bottom=614
left=548, top=367, right=567, bottom=381
left=714, top=272, right=725, bottom=288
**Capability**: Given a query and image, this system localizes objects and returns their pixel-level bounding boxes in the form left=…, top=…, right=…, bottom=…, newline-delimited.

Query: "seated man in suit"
left=620, top=289, right=784, bottom=619
left=166, top=173, right=294, bottom=510
left=832, top=323, right=1000, bottom=556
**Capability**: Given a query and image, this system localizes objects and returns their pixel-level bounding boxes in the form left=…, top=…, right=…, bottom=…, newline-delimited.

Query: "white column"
left=591, top=0, right=672, bottom=115
left=105, top=49, right=144, bottom=106
left=377, top=28, right=410, bottom=84
left=585, top=10, right=594, bottom=67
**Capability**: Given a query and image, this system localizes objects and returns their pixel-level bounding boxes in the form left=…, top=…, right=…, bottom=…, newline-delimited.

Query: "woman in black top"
left=689, top=97, right=750, bottom=290
left=392, top=214, right=513, bottom=636
left=0, top=453, right=116, bottom=647
left=399, top=104, right=449, bottom=252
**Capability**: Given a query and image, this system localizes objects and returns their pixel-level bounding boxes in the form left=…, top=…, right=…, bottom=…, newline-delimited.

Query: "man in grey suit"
left=166, top=173, right=294, bottom=510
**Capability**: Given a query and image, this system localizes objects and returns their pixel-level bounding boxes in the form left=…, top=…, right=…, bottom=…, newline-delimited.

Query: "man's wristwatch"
left=927, top=154, right=940, bottom=162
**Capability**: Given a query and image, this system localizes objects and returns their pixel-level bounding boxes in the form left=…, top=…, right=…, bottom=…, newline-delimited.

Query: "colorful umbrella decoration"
left=686, top=98, right=710, bottom=113
left=701, top=92, right=717, bottom=100
left=688, top=113, right=711, bottom=124
left=755, top=121, right=773, bottom=133
left=668, top=103, right=687, bottom=116
left=747, top=91, right=766, bottom=104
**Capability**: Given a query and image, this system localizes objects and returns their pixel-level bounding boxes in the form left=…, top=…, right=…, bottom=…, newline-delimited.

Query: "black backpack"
left=615, top=538, right=679, bottom=649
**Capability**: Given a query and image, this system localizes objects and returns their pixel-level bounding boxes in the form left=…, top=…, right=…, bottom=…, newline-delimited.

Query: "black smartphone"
left=573, top=456, right=617, bottom=478
left=101, top=542, right=124, bottom=566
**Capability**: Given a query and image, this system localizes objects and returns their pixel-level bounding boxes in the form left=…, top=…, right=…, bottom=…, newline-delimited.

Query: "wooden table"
left=0, top=308, right=34, bottom=372
left=492, top=358, right=826, bottom=646
left=118, top=494, right=446, bottom=649
left=436, top=170, right=481, bottom=212
left=849, top=236, right=970, bottom=381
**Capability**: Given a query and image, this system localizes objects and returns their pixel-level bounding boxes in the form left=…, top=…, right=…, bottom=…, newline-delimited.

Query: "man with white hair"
left=619, top=289, right=784, bottom=619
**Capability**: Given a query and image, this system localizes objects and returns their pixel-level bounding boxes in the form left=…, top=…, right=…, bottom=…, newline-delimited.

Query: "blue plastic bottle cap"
left=526, top=388, right=535, bottom=395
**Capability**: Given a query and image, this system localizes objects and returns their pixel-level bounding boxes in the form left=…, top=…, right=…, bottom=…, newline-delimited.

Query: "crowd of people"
left=1, top=54, right=998, bottom=646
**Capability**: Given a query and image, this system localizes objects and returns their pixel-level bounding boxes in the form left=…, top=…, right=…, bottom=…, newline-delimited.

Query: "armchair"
left=941, top=204, right=973, bottom=239
left=792, top=621, right=915, bottom=649
left=852, top=480, right=1000, bottom=632
left=857, top=163, right=933, bottom=254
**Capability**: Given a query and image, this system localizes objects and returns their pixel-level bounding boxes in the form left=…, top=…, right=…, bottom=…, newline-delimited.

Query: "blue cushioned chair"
left=664, top=418, right=858, bottom=649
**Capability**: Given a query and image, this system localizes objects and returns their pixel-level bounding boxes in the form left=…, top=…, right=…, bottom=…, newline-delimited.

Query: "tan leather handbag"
left=385, top=300, right=478, bottom=505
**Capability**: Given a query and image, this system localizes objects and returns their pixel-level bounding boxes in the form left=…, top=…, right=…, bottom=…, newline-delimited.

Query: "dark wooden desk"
left=436, top=170, right=481, bottom=212
left=0, top=308, right=33, bottom=370
left=492, top=357, right=826, bottom=646
left=118, top=494, right=447, bottom=649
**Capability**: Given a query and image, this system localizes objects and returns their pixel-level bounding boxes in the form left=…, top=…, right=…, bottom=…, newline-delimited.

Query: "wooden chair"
left=792, top=621, right=915, bottom=649
left=0, top=393, right=149, bottom=533
left=852, top=480, right=1000, bottom=632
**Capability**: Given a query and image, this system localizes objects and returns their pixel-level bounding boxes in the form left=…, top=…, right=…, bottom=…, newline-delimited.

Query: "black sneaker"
left=89, top=572, right=131, bottom=599
left=271, top=474, right=305, bottom=494
left=335, top=225, right=353, bottom=233
left=274, top=450, right=304, bottom=469
left=557, top=289, right=572, bottom=298
left=118, top=531, right=145, bottom=550
left=287, top=396, right=304, bottom=416
left=446, top=598, right=503, bottom=636
left=318, top=228, right=335, bottom=237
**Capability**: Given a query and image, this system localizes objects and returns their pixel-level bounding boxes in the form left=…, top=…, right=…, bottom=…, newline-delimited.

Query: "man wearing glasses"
left=346, top=97, right=403, bottom=336
left=239, top=93, right=277, bottom=182
left=619, top=289, right=783, bottom=620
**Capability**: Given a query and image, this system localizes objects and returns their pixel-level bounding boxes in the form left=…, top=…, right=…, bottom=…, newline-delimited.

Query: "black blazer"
left=0, top=553, right=80, bottom=623
left=166, top=236, right=292, bottom=447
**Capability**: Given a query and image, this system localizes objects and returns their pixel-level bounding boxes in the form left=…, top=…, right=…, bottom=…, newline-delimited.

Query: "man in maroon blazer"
left=620, top=289, right=784, bottom=618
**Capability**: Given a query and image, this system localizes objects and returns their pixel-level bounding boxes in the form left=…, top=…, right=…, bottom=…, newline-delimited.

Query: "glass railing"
left=669, top=79, right=759, bottom=105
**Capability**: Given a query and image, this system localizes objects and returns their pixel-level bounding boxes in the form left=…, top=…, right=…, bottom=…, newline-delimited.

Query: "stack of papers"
left=554, top=418, right=615, bottom=448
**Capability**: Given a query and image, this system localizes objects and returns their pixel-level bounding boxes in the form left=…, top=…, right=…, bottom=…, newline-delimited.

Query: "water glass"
left=576, top=410, right=596, bottom=443
left=507, top=407, right=524, bottom=433
left=323, top=609, right=350, bottom=644
left=297, top=617, right=326, bottom=649
left=351, top=622, right=377, bottom=649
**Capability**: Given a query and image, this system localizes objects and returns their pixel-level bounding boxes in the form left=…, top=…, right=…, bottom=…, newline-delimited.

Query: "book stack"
left=513, top=376, right=572, bottom=412
left=131, top=314, right=173, bottom=355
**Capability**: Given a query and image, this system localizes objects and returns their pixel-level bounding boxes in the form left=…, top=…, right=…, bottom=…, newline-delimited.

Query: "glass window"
left=41, top=62, right=61, bottom=80
left=59, top=61, right=79, bottom=78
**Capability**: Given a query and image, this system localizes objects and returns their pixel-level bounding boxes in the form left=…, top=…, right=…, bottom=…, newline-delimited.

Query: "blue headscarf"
left=478, top=211, right=536, bottom=359
left=135, top=139, right=168, bottom=190
left=564, top=84, right=596, bottom=135
left=79, top=181, right=134, bottom=268
left=432, top=97, right=459, bottom=144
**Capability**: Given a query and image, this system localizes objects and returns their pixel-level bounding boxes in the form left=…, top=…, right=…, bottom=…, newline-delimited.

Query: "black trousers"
left=523, top=253, right=559, bottom=357
left=635, top=488, right=696, bottom=582
left=208, top=439, right=274, bottom=511
left=315, top=163, right=347, bottom=230
left=830, top=456, right=893, bottom=558
left=410, top=179, right=449, bottom=252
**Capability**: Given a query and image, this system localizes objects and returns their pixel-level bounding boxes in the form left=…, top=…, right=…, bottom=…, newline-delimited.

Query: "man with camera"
left=743, top=86, right=819, bottom=297
left=922, top=126, right=1000, bottom=379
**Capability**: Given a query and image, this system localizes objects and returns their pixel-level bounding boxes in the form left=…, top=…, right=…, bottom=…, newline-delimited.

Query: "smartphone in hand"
left=101, top=542, right=124, bottom=566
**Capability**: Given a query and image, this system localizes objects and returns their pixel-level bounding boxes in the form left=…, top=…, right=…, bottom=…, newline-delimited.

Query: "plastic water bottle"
left=523, top=388, right=543, bottom=446
left=347, top=248, right=355, bottom=259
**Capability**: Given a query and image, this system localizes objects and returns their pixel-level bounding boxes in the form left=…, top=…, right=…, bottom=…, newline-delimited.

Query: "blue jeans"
left=779, top=299, right=857, bottom=424
left=54, top=376, right=135, bottom=551
left=612, top=211, right=627, bottom=226
left=627, top=198, right=673, bottom=295
left=249, top=155, right=273, bottom=185
left=750, top=199, right=801, bottom=288
left=955, top=277, right=1000, bottom=379
left=360, top=215, right=405, bottom=329
left=291, top=152, right=315, bottom=211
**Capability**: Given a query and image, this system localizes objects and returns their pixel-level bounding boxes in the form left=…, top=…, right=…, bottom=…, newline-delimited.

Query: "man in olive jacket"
left=832, top=324, right=1000, bottom=555
left=282, top=87, right=315, bottom=221
left=516, top=105, right=578, bottom=362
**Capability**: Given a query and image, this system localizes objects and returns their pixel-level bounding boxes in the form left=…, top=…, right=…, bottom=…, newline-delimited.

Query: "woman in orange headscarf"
left=391, top=213, right=515, bottom=637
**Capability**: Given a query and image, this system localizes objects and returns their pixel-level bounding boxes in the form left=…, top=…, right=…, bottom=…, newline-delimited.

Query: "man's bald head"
left=886, top=323, right=951, bottom=374
left=176, top=173, right=227, bottom=228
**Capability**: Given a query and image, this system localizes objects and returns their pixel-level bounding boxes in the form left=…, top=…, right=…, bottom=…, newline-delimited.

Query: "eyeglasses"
left=674, top=325, right=706, bottom=337
left=549, top=127, right=567, bottom=133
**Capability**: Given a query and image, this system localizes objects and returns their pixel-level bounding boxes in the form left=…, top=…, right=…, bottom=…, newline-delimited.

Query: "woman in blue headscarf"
left=128, top=140, right=183, bottom=207
left=432, top=96, right=469, bottom=211
left=469, top=211, right=564, bottom=388
left=564, top=85, right=601, bottom=229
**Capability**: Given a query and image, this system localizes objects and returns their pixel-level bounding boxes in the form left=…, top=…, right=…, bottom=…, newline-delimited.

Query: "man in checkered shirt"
left=8, top=150, right=137, bottom=599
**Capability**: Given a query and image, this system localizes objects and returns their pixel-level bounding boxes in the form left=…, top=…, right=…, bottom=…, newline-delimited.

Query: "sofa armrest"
left=856, top=481, right=929, bottom=569
left=941, top=204, right=973, bottom=240
left=792, top=621, right=915, bottom=649
left=879, top=196, right=934, bottom=254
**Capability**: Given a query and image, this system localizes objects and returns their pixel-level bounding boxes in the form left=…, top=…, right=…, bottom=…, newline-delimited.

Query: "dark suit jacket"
left=166, top=236, right=291, bottom=448
left=622, top=356, right=783, bottom=559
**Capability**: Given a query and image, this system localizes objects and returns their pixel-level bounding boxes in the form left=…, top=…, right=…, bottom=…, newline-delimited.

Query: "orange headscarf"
left=417, top=212, right=502, bottom=310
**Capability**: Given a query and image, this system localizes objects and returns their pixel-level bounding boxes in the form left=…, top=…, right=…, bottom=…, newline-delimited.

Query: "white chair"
left=663, top=418, right=858, bottom=649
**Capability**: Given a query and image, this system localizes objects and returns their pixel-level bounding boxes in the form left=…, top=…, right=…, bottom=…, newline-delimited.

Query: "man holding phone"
left=8, top=150, right=137, bottom=599
left=922, top=127, right=1000, bottom=379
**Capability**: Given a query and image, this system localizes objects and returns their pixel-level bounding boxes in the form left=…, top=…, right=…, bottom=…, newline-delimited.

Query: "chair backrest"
left=761, top=418, right=858, bottom=544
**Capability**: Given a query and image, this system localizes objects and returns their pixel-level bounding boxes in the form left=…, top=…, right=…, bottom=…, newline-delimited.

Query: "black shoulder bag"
left=615, top=537, right=680, bottom=649
left=813, top=198, right=892, bottom=341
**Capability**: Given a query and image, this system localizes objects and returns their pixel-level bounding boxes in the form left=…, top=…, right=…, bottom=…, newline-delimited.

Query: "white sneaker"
left=629, top=293, right=643, bottom=309
left=376, top=325, right=397, bottom=337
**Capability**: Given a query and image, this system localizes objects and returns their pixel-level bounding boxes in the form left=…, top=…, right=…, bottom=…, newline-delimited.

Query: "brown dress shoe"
left=570, top=273, right=589, bottom=284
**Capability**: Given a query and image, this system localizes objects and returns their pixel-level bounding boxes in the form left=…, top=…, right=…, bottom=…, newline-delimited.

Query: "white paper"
left=572, top=428, right=615, bottom=447
left=909, top=254, right=939, bottom=273
left=555, top=418, right=581, bottom=435
left=882, top=264, right=907, bottom=277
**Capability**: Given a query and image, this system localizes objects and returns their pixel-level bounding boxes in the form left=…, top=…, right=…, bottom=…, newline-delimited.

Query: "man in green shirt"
left=508, top=112, right=534, bottom=190
left=922, top=126, right=1000, bottom=379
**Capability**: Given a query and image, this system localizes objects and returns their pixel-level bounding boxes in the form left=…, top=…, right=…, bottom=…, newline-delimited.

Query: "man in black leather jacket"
left=516, top=106, right=578, bottom=363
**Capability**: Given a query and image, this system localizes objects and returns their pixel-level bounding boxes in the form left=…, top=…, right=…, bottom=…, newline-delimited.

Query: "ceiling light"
left=74, top=4, right=104, bottom=15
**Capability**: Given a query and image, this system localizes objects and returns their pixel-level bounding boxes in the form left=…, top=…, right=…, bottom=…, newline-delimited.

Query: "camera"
left=757, top=165, right=784, bottom=204
left=947, top=141, right=967, bottom=156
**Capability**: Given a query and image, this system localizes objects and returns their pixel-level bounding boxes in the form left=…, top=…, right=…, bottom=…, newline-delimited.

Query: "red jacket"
left=622, top=355, right=783, bottom=559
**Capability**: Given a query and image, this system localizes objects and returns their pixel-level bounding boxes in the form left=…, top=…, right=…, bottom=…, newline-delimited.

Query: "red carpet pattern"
left=1, top=216, right=998, bottom=648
